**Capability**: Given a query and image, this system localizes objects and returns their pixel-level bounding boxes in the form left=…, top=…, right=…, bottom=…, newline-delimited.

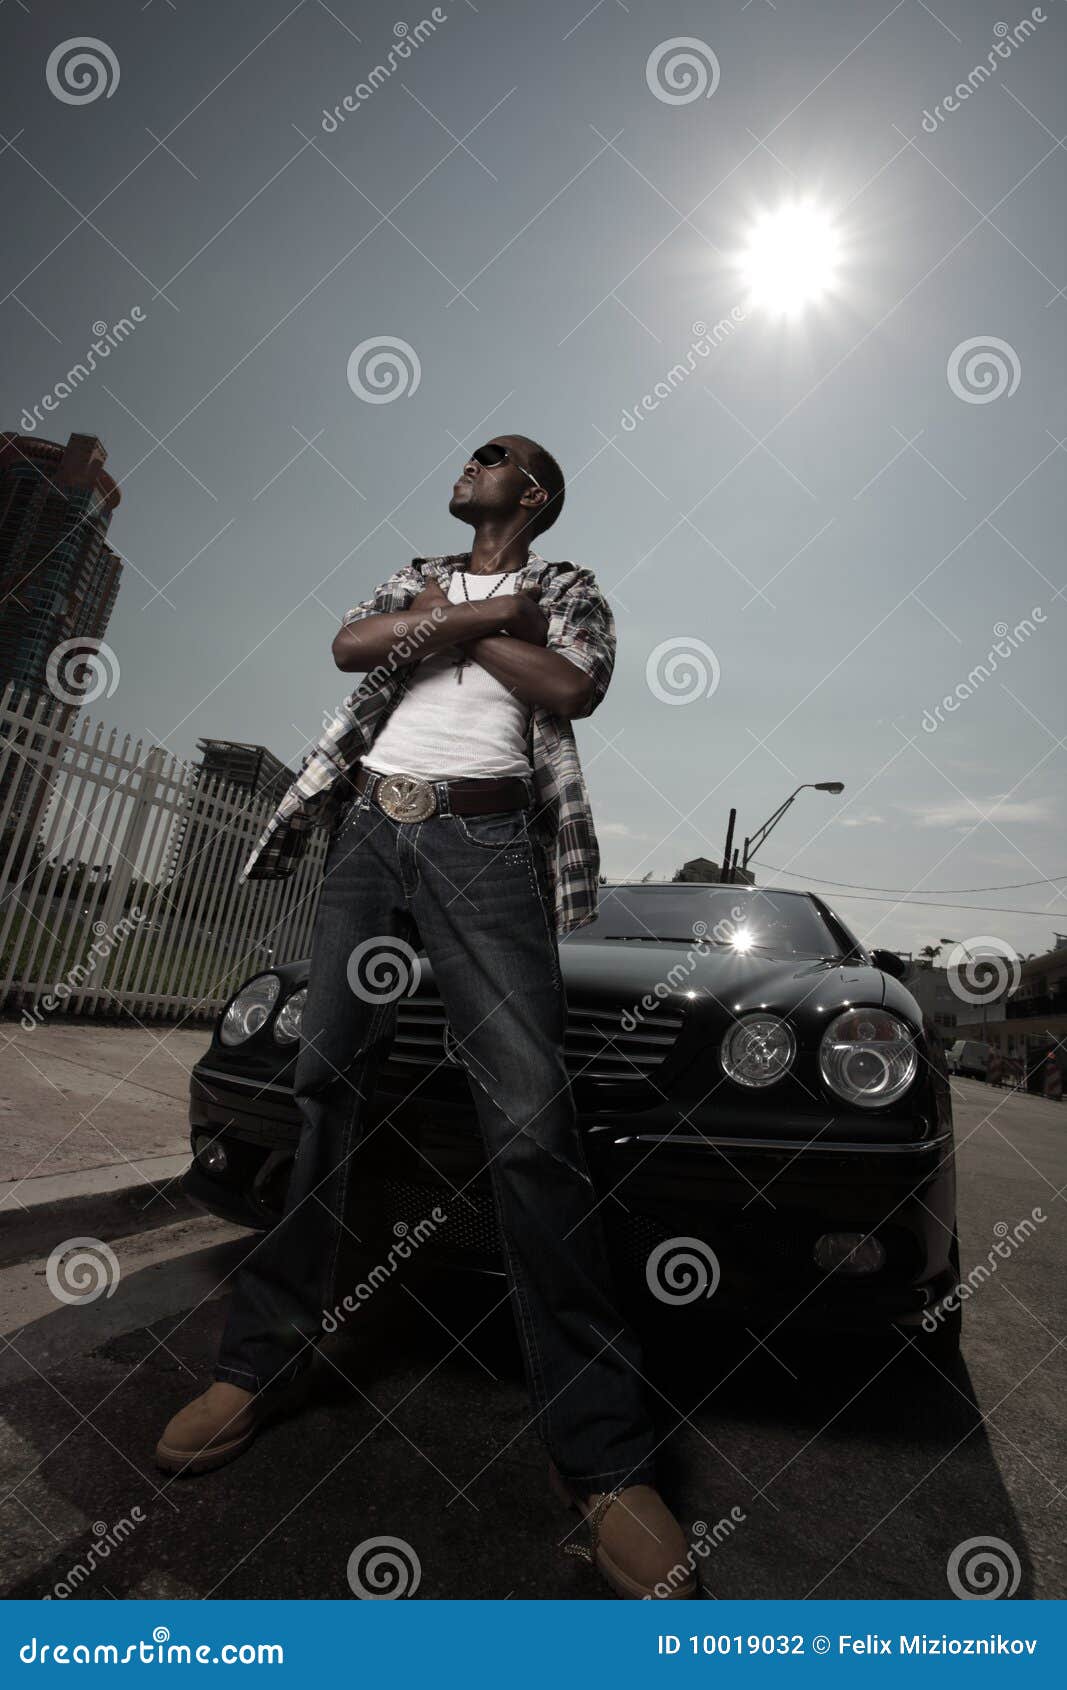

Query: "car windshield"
left=562, top=886, right=842, bottom=960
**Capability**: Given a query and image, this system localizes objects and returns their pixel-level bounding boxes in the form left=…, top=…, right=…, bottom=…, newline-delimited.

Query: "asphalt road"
left=1, top=1079, right=1064, bottom=1601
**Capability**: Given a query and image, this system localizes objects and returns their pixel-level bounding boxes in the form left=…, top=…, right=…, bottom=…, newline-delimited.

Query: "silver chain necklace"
left=451, top=564, right=512, bottom=683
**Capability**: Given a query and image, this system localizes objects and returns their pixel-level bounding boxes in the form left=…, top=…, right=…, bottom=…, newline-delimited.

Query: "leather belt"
left=354, top=764, right=530, bottom=821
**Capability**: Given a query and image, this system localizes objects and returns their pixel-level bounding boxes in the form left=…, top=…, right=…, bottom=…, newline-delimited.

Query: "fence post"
left=93, top=744, right=166, bottom=948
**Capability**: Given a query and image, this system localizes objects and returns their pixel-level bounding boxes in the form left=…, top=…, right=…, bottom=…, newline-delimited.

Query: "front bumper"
left=184, top=1063, right=957, bottom=1336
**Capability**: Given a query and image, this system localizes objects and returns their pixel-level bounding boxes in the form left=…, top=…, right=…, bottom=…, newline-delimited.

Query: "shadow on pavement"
left=0, top=1242, right=1031, bottom=1601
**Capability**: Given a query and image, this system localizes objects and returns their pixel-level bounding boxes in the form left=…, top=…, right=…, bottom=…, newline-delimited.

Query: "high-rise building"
left=165, top=738, right=298, bottom=899
left=0, top=431, right=123, bottom=853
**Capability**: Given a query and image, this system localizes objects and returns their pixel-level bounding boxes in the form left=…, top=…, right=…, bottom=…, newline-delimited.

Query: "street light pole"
left=741, top=781, right=845, bottom=874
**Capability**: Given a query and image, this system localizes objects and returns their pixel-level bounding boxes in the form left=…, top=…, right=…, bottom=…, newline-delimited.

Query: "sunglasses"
left=468, top=442, right=545, bottom=494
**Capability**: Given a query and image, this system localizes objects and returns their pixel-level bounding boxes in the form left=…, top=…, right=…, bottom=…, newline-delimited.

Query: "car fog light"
left=195, top=1134, right=228, bottom=1175
left=813, top=1231, right=885, bottom=1275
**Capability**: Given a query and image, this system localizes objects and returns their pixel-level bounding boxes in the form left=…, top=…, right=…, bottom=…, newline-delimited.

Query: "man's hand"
left=492, top=586, right=549, bottom=647
left=407, top=579, right=449, bottom=614
left=451, top=584, right=587, bottom=713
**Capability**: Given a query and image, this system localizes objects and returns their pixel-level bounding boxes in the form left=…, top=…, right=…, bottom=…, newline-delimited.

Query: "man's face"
left=449, top=436, right=539, bottom=528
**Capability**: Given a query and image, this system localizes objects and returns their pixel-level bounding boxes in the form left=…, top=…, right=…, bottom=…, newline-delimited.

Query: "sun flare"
left=736, top=200, right=843, bottom=319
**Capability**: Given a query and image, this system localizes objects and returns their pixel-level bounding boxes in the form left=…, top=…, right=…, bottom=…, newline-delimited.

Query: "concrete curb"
left=0, top=1153, right=200, bottom=1269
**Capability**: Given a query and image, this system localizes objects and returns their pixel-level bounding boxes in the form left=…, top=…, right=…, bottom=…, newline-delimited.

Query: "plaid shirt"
left=238, top=550, right=616, bottom=937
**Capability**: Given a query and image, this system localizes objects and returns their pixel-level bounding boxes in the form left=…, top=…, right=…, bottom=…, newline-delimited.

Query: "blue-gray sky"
left=3, top=0, right=1065, bottom=959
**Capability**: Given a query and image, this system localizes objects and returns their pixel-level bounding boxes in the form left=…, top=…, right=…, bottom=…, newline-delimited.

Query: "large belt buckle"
left=375, top=772, right=437, bottom=821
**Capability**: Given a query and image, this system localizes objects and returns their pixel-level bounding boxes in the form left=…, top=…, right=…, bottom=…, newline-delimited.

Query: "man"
left=157, top=436, right=695, bottom=1600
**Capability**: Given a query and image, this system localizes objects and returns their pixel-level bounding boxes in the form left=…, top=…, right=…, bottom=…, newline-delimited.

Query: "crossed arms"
left=332, top=577, right=596, bottom=719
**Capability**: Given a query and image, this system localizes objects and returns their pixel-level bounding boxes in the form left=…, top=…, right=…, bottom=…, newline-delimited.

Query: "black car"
left=183, top=882, right=961, bottom=1357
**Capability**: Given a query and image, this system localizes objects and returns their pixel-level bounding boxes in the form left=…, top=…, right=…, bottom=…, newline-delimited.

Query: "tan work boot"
left=549, top=1459, right=698, bottom=1599
left=155, top=1382, right=265, bottom=1476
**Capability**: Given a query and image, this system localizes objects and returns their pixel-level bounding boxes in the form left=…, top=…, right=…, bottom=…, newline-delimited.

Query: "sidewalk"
left=0, top=1020, right=209, bottom=1206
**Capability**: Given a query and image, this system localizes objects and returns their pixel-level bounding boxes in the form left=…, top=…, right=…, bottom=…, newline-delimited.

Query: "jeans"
left=214, top=770, right=659, bottom=1493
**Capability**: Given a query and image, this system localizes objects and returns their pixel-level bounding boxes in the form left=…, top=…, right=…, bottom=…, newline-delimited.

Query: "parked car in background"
left=184, top=883, right=962, bottom=1358
left=945, top=1039, right=989, bottom=1081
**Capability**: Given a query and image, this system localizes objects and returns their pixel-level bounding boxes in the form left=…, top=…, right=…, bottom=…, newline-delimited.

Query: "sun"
left=736, top=200, right=843, bottom=319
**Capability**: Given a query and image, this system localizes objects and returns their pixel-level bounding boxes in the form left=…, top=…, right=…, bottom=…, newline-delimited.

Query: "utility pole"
left=721, top=809, right=736, bottom=884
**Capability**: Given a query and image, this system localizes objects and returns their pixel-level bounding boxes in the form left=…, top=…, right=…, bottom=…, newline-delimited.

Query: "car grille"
left=372, top=1173, right=660, bottom=1264
left=389, top=994, right=684, bottom=1083
left=364, top=1176, right=824, bottom=1279
left=245, top=1163, right=923, bottom=1289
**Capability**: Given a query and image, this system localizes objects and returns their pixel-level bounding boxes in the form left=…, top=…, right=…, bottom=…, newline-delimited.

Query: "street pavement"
left=0, top=1078, right=1063, bottom=1601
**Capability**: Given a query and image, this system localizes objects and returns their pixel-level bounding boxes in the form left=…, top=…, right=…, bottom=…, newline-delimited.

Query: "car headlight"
left=819, top=1008, right=917, bottom=1108
left=273, top=987, right=307, bottom=1044
left=721, top=1014, right=796, bottom=1088
left=219, top=974, right=281, bottom=1046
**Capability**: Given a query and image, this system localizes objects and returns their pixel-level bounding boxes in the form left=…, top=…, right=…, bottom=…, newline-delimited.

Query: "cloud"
left=838, top=812, right=885, bottom=828
left=903, top=797, right=1053, bottom=830
left=598, top=820, right=660, bottom=840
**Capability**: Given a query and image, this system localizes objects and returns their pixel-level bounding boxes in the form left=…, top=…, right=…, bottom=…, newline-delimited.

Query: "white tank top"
left=362, top=569, right=533, bottom=779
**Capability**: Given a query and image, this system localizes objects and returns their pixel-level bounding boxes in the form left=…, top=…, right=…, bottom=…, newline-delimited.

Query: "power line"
left=798, top=889, right=1062, bottom=918
left=760, top=863, right=1067, bottom=896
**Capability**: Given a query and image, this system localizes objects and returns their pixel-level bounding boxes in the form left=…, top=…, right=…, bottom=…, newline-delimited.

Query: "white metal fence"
left=0, top=682, right=326, bottom=1023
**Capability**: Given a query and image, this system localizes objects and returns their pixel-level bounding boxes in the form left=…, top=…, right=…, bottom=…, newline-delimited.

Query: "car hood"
left=554, top=942, right=888, bottom=1017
